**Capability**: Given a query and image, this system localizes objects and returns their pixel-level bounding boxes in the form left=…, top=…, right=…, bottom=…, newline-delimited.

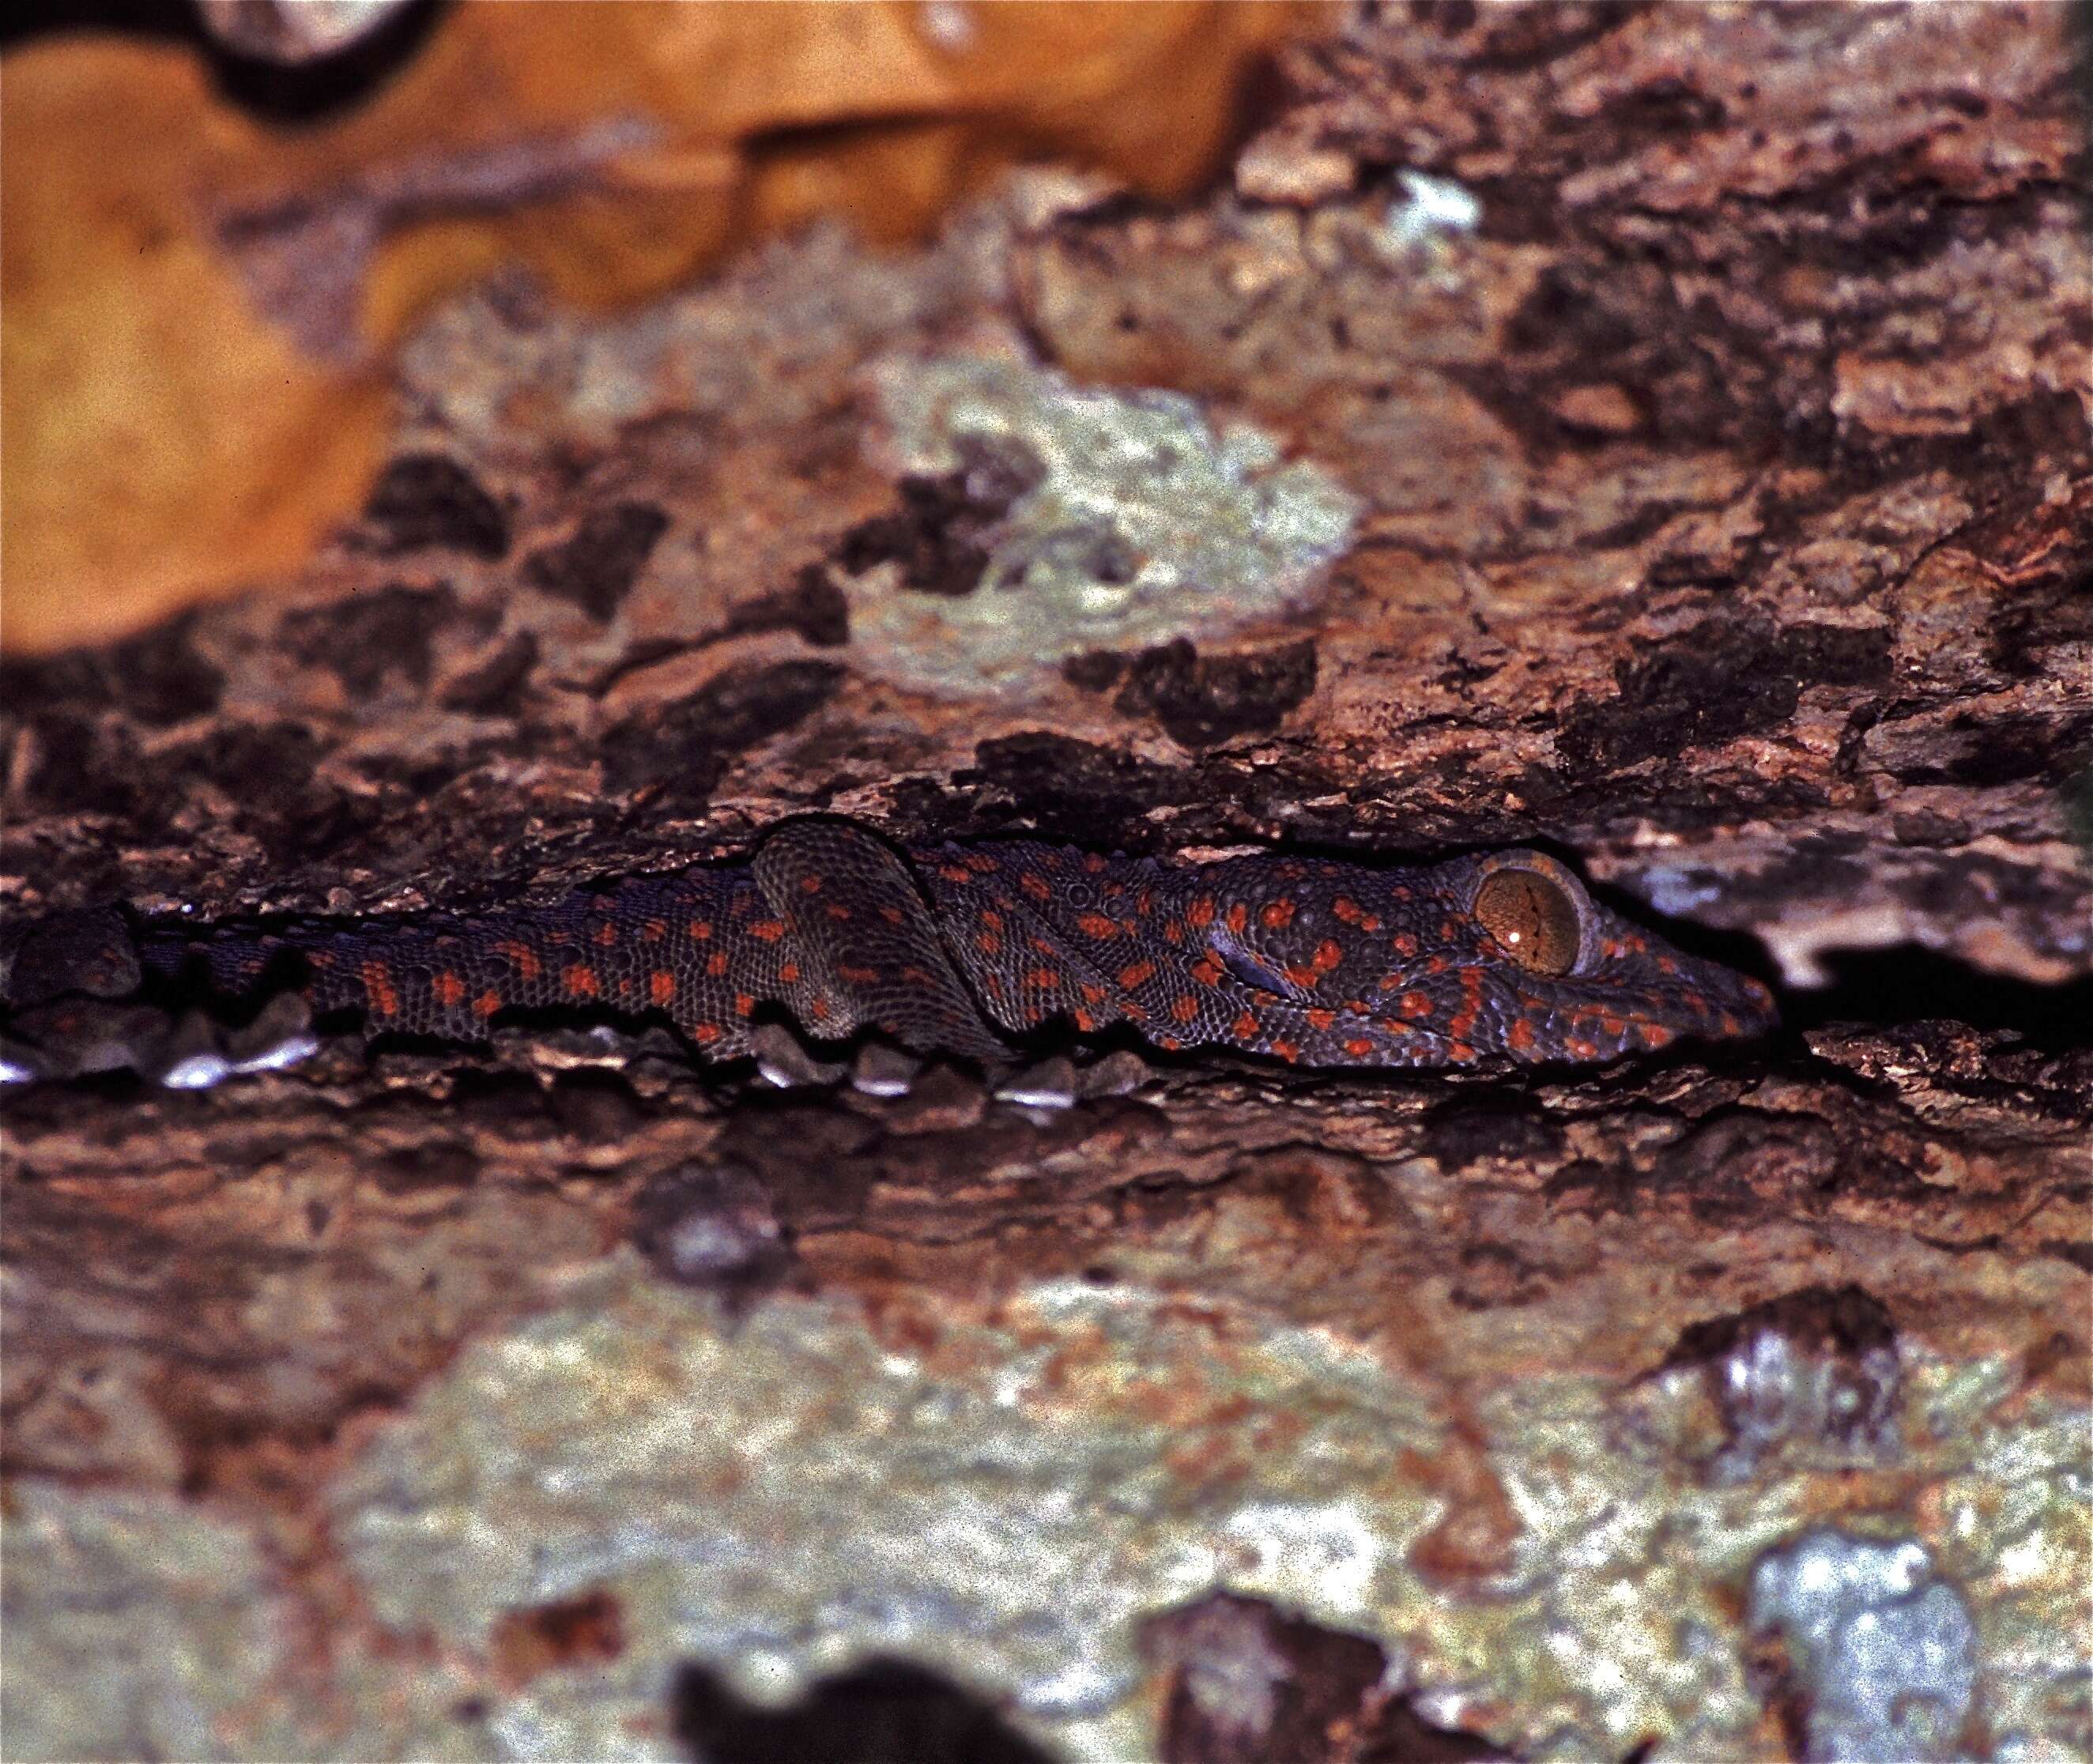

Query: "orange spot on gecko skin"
left=976, top=930, right=1002, bottom=955
left=1079, top=981, right=1108, bottom=1004
left=1269, top=1038, right=1299, bottom=1062
left=473, top=989, right=502, bottom=1020
left=707, top=951, right=730, bottom=978
left=433, top=971, right=466, bottom=1009
left=1449, top=971, right=1482, bottom=1041
left=880, top=905, right=906, bottom=927
left=1073, top=1008, right=1099, bottom=1032
left=1398, top=991, right=1434, bottom=1020
left=1136, top=888, right=1155, bottom=918
left=779, top=961, right=801, bottom=985
left=940, top=863, right=974, bottom=884
left=1232, top=1012, right=1260, bottom=1042
left=1311, top=939, right=1342, bottom=973
left=1391, top=932, right=1418, bottom=958
left=799, top=873, right=823, bottom=893
left=594, top=922, right=618, bottom=946
left=692, top=1022, right=723, bottom=1044
left=1171, top=994, right=1199, bottom=1023
left=1162, top=920, right=1184, bottom=944
left=361, top=961, right=398, bottom=1018
left=1284, top=964, right=1318, bottom=989
left=1260, top=899, right=1297, bottom=930
left=734, top=993, right=756, bottom=1017
left=1190, top=957, right=1224, bottom=987
left=1083, top=853, right=1109, bottom=874
left=1187, top=895, right=1216, bottom=929
left=750, top=919, right=787, bottom=942
left=1159, top=1035, right=1183, bottom=1051
left=809, top=998, right=832, bottom=1021
left=496, top=940, right=541, bottom=981
left=1077, top=913, right=1118, bottom=939
left=1020, top=873, right=1052, bottom=902
left=1306, top=1007, right=1336, bottom=1031
left=965, top=851, right=999, bottom=874
left=979, top=909, right=1005, bottom=931
left=1226, top=902, right=1250, bottom=935
left=1332, top=897, right=1378, bottom=930
left=1640, top=1023, right=1676, bottom=1049
left=1599, top=1013, right=1626, bottom=1038
left=1024, top=967, right=1062, bottom=989
left=1507, top=1017, right=1536, bottom=1054
left=689, top=920, right=713, bottom=941
left=651, top=971, right=677, bottom=1007
left=643, top=919, right=667, bottom=942
left=1344, top=1038, right=1376, bottom=1058
left=838, top=963, right=881, bottom=985
left=563, top=963, right=600, bottom=998
left=1118, top=959, right=1156, bottom=989
left=825, top=903, right=853, bottom=922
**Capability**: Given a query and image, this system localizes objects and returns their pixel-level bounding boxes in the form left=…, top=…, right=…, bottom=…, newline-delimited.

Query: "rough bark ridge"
left=3, top=6, right=2088, bottom=1762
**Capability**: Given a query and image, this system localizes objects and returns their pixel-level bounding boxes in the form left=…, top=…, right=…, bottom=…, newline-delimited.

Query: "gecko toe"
left=751, top=1021, right=850, bottom=1089
left=851, top=1042, right=922, bottom=1097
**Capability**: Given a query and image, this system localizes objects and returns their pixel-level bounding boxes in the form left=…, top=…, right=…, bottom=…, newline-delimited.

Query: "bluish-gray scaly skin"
left=57, top=816, right=1777, bottom=1072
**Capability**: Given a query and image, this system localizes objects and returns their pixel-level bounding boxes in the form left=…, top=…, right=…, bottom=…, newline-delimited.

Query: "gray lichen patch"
left=1748, top=1528, right=1978, bottom=1764
left=327, top=1264, right=1448, bottom=1761
left=2, top=1486, right=296, bottom=1763
left=845, top=352, right=1360, bottom=695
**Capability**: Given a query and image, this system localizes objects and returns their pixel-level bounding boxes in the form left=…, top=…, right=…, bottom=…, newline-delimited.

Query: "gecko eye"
left=1473, top=866, right=1582, bottom=977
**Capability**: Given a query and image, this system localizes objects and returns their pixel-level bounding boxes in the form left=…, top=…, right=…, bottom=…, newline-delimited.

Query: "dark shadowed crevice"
left=1780, top=948, right=2093, bottom=1050
left=670, top=1657, right=1056, bottom=1764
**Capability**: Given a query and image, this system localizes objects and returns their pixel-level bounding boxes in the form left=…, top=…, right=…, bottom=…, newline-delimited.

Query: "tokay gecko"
left=5, top=817, right=1774, bottom=1078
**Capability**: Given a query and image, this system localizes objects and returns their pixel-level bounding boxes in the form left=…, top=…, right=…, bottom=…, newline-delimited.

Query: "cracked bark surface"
left=2, top=5, right=2088, bottom=1761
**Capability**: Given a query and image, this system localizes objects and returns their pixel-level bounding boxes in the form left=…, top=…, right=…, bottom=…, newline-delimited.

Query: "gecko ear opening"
left=1472, top=861, right=1584, bottom=978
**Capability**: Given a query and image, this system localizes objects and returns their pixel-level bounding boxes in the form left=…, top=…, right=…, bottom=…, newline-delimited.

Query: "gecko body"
left=40, top=816, right=1776, bottom=1075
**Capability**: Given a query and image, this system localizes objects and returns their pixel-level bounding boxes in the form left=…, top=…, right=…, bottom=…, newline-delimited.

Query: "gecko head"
left=1409, top=849, right=1777, bottom=1065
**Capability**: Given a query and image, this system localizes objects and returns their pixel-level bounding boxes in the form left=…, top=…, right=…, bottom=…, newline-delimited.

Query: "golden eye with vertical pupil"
left=1473, top=868, right=1582, bottom=976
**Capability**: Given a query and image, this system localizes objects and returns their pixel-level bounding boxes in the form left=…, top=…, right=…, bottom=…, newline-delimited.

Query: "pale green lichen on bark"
left=848, top=351, right=1360, bottom=695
